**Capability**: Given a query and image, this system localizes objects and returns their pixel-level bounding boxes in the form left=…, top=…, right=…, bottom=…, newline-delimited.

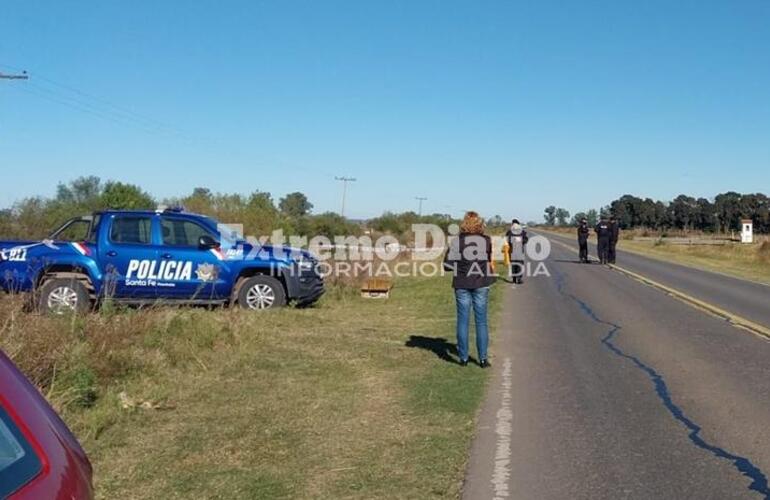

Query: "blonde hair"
left=460, top=211, right=485, bottom=234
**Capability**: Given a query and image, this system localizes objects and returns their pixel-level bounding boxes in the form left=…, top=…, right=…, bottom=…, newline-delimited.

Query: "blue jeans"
left=455, top=287, right=490, bottom=362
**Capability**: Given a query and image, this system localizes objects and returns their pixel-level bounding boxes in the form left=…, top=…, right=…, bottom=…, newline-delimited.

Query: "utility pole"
left=335, top=176, right=356, bottom=218
left=0, top=71, right=29, bottom=81
left=415, top=196, right=427, bottom=216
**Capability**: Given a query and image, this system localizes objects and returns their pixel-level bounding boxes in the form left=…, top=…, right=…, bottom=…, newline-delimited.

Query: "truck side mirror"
left=198, top=235, right=220, bottom=250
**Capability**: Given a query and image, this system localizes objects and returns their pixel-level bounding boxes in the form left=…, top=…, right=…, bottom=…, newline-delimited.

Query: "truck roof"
left=94, top=208, right=206, bottom=218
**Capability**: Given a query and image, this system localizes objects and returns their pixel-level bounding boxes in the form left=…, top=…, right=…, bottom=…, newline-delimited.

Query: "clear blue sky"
left=1, top=0, right=768, bottom=222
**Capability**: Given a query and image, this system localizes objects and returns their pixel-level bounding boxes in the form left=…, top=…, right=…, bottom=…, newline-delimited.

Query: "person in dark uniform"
left=608, top=216, right=620, bottom=264
left=504, top=219, right=528, bottom=284
left=577, top=217, right=590, bottom=263
left=595, top=216, right=611, bottom=265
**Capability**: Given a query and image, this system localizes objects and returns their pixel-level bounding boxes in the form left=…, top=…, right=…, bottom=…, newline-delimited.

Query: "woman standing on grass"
left=443, top=211, right=496, bottom=368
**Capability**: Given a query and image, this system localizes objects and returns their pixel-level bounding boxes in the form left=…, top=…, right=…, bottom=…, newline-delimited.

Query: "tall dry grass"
left=1, top=270, right=496, bottom=499
left=758, top=241, right=770, bottom=263
left=0, top=296, right=240, bottom=418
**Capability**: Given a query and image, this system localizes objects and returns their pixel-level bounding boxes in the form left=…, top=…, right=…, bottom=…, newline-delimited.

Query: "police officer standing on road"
left=595, top=216, right=611, bottom=265
left=504, top=219, right=528, bottom=284
left=608, top=216, right=620, bottom=264
left=577, top=217, right=590, bottom=263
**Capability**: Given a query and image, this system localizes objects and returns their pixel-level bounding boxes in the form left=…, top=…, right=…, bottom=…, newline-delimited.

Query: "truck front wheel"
left=37, top=278, right=91, bottom=315
left=237, top=276, right=287, bottom=310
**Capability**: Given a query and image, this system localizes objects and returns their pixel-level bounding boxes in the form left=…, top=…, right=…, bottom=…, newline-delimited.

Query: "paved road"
left=463, top=240, right=770, bottom=499
left=544, top=230, right=770, bottom=329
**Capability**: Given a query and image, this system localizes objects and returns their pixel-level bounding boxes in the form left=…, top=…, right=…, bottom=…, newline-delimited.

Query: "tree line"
left=540, top=206, right=574, bottom=226
left=0, top=176, right=457, bottom=241
left=549, top=192, right=769, bottom=233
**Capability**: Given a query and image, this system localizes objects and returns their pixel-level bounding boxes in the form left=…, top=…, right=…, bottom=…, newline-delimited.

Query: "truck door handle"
left=106, top=250, right=118, bottom=257
left=161, top=253, right=173, bottom=259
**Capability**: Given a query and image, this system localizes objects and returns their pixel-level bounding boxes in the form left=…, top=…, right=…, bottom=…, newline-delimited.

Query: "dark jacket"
left=595, top=221, right=612, bottom=240
left=577, top=223, right=589, bottom=241
left=609, top=221, right=620, bottom=243
left=505, top=224, right=528, bottom=261
left=443, top=233, right=496, bottom=289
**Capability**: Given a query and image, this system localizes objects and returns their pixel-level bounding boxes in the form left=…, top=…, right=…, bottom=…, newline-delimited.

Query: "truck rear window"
left=110, top=216, right=152, bottom=245
left=0, top=405, right=42, bottom=497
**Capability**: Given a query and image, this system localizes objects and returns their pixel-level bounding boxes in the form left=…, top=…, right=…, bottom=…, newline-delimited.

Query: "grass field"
left=0, top=272, right=501, bottom=499
left=535, top=226, right=770, bottom=285
left=616, top=239, right=770, bottom=285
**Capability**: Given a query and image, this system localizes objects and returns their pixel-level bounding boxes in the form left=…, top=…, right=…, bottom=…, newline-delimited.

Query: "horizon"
left=1, top=174, right=766, bottom=225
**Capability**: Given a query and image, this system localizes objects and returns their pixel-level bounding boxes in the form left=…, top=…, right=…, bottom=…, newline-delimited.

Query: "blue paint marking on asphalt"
left=554, top=270, right=770, bottom=499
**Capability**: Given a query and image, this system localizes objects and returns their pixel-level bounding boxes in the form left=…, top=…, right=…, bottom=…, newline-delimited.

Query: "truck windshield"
left=49, top=217, right=94, bottom=242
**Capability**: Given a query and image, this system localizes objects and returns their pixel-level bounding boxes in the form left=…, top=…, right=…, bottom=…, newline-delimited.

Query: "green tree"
left=555, top=208, right=570, bottom=226
left=669, top=195, right=697, bottom=230
left=279, top=192, right=313, bottom=217
left=55, top=176, right=102, bottom=208
left=369, top=211, right=408, bottom=235
left=586, top=209, right=599, bottom=226
left=544, top=206, right=557, bottom=226
left=100, top=182, right=155, bottom=209
left=694, top=198, right=715, bottom=231
left=714, top=192, right=742, bottom=232
left=183, top=187, right=214, bottom=214
left=571, top=212, right=588, bottom=225
left=0, top=209, right=11, bottom=236
left=487, top=215, right=503, bottom=228
left=610, top=195, right=642, bottom=228
left=311, top=212, right=361, bottom=238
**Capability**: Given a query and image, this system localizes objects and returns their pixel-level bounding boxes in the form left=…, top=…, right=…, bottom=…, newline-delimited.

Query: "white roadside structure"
left=741, top=219, right=753, bottom=244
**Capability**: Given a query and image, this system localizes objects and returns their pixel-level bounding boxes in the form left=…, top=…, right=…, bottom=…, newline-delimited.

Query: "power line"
left=15, top=83, right=168, bottom=135
left=0, top=64, right=175, bottom=131
left=0, top=64, right=419, bottom=212
left=0, top=63, right=341, bottom=179
left=335, top=176, right=357, bottom=217
left=415, top=196, right=427, bottom=216
left=0, top=64, right=204, bottom=141
left=0, top=70, right=28, bottom=80
left=30, top=72, right=169, bottom=129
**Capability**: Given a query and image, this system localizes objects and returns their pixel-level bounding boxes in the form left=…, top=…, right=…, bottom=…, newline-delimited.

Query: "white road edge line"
left=491, top=357, right=513, bottom=499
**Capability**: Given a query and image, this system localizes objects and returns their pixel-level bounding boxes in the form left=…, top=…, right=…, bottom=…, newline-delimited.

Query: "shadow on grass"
left=405, top=335, right=465, bottom=365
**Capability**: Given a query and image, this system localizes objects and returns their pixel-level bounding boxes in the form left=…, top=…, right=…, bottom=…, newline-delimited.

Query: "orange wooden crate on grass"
left=361, top=278, right=393, bottom=299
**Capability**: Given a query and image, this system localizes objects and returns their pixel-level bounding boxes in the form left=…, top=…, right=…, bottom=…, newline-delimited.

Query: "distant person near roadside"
left=577, top=217, right=590, bottom=263
left=595, top=216, right=612, bottom=265
left=504, top=219, right=528, bottom=284
left=443, top=211, right=496, bottom=368
left=608, top=216, right=619, bottom=264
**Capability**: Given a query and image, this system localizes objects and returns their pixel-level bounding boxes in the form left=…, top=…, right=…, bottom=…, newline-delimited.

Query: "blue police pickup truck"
left=0, top=208, right=324, bottom=314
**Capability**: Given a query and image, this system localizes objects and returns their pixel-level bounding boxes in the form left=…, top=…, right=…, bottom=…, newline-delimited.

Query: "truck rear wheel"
left=237, top=276, right=286, bottom=310
left=37, top=278, right=91, bottom=315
